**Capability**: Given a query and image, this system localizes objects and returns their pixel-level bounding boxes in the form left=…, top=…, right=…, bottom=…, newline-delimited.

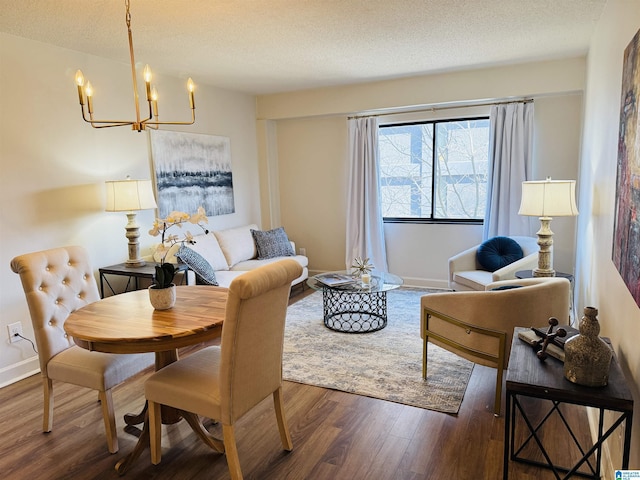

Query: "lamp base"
left=125, top=258, right=146, bottom=268
left=533, top=268, right=555, bottom=277
left=124, top=212, right=145, bottom=268
left=534, top=216, right=555, bottom=277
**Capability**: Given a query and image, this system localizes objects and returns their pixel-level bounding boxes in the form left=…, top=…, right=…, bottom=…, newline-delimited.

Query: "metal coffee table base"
left=322, top=288, right=388, bottom=333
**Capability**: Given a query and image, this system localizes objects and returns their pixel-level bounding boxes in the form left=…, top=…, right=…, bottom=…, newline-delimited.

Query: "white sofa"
left=151, top=224, right=309, bottom=289
left=448, top=236, right=539, bottom=291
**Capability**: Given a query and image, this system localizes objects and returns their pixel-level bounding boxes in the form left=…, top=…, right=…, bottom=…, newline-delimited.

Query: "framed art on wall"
left=149, top=130, right=235, bottom=218
left=612, top=28, right=640, bottom=307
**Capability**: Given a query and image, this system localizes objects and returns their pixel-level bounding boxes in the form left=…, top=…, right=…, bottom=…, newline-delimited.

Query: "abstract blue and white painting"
left=150, top=130, right=235, bottom=218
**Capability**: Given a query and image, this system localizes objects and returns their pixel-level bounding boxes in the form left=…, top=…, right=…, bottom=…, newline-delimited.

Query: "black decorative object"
left=531, top=317, right=566, bottom=361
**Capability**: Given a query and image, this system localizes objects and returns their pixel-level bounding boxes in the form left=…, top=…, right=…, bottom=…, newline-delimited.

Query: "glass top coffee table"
left=307, top=270, right=403, bottom=333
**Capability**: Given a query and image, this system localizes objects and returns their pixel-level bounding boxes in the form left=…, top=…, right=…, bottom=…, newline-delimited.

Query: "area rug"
left=283, top=287, right=474, bottom=414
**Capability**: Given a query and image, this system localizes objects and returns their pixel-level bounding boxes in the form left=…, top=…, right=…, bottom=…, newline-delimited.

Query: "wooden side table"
left=99, top=262, right=189, bottom=298
left=515, top=269, right=573, bottom=281
left=504, top=328, right=633, bottom=479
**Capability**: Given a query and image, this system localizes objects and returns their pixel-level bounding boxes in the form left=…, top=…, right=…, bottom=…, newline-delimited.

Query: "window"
left=378, top=117, right=490, bottom=222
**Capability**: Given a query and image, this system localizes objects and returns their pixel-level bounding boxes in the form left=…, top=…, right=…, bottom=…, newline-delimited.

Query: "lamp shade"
left=105, top=178, right=157, bottom=212
left=518, top=179, right=578, bottom=217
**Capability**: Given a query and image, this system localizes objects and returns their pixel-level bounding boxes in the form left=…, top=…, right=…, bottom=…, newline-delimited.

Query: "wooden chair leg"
left=99, top=390, right=119, bottom=454
left=273, top=387, right=293, bottom=451
left=149, top=401, right=162, bottom=465
left=42, top=377, right=54, bottom=432
left=222, top=424, right=243, bottom=480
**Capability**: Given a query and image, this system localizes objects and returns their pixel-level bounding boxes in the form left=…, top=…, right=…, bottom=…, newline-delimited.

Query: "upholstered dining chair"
left=144, top=258, right=303, bottom=480
left=421, top=277, right=570, bottom=416
left=10, top=246, right=154, bottom=453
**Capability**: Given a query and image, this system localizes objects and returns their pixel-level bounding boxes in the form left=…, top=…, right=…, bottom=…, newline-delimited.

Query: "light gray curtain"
left=346, top=117, right=389, bottom=273
left=483, top=102, right=535, bottom=240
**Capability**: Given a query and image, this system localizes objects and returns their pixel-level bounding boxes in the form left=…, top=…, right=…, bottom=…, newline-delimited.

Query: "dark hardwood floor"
left=0, top=289, right=594, bottom=480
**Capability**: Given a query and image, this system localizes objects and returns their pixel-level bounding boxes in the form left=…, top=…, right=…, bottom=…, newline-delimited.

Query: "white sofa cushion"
left=214, top=224, right=259, bottom=267
left=187, top=232, right=229, bottom=271
left=232, top=254, right=309, bottom=272
left=213, top=270, right=248, bottom=288
left=155, top=232, right=229, bottom=271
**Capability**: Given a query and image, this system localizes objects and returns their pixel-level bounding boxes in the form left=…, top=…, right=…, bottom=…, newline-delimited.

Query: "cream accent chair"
left=448, top=236, right=539, bottom=291
left=421, top=277, right=570, bottom=416
left=10, top=246, right=154, bottom=453
left=145, top=258, right=303, bottom=480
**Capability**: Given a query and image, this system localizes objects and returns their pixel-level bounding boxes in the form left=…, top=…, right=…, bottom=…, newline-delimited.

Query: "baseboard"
left=0, top=356, right=40, bottom=389
left=401, top=276, right=450, bottom=290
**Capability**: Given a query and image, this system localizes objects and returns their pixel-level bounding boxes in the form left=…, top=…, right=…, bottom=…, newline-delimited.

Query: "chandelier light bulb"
left=187, top=78, right=195, bottom=92
left=143, top=64, right=152, bottom=83
left=75, top=70, right=85, bottom=87
left=151, top=86, right=158, bottom=101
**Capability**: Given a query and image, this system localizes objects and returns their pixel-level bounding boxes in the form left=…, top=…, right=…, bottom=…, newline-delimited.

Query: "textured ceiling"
left=0, top=0, right=606, bottom=95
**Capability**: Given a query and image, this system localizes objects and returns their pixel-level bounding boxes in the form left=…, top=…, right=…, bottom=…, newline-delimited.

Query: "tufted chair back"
left=11, top=246, right=100, bottom=376
left=11, top=245, right=155, bottom=454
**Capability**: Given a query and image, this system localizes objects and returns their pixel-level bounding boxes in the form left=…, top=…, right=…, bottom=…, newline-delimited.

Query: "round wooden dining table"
left=64, top=285, right=228, bottom=475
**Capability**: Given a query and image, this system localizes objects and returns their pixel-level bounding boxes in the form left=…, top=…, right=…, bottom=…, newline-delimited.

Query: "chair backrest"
left=509, top=235, right=539, bottom=256
left=422, top=277, right=570, bottom=368
left=10, top=246, right=100, bottom=374
left=218, top=259, right=302, bottom=424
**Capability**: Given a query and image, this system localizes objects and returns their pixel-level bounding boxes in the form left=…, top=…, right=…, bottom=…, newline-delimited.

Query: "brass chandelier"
left=75, top=0, right=195, bottom=132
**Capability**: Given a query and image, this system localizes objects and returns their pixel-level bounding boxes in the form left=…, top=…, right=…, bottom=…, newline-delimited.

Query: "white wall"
left=577, top=0, right=640, bottom=473
left=0, top=33, right=261, bottom=385
left=257, top=60, right=584, bottom=287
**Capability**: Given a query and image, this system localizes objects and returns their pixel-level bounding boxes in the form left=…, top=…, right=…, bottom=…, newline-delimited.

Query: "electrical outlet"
left=8, top=322, right=23, bottom=344
left=299, top=247, right=306, bottom=256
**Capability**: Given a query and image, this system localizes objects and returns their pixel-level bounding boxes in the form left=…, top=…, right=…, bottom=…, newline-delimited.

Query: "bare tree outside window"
left=379, top=118, right=489, bottom=222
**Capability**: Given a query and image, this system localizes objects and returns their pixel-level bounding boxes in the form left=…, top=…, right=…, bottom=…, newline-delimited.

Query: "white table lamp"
left=106, top=177, right=157, bottom=267
left=518, top=178, right=578, bottom=277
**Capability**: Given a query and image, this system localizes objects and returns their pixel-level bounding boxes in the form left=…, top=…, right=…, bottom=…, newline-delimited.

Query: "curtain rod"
left=347, top=98, right=534, bottom=120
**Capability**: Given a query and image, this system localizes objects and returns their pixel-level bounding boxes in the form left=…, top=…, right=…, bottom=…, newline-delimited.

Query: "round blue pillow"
left=476, top=236, right=524, bottom=272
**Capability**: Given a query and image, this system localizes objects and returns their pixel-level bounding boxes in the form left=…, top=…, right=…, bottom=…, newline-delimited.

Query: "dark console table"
left=99, top=262, right=189, bottom=298
left=504, top=328, right=633, bottom=479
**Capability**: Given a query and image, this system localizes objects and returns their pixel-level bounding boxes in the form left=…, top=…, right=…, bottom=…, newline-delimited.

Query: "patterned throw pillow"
left=250, top=227, right=294, bottom=259
left=176, top=245, right=219, bottom=286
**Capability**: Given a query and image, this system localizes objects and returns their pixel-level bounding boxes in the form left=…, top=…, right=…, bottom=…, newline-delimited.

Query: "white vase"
left=148, top=284, right=176, bottom=310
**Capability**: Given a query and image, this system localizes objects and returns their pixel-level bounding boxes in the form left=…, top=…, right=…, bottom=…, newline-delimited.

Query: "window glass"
left=379, top=117, right=489, bottom=222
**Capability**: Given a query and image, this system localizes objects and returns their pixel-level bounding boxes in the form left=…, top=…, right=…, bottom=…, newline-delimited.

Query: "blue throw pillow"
left=251, top=227, right=294, bottom=259
left=176, top=245, right=219, bottom=286
left=476, top=236, right=524, bottom=272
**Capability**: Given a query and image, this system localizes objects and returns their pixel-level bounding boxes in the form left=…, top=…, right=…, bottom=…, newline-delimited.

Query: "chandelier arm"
left=90, top=123, right=137, bottom=129
left=79, top=104, right=133, bottom=127
left=144, top=107, right=196, bottom=127
left=144, top=120, right=196, bottom=127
